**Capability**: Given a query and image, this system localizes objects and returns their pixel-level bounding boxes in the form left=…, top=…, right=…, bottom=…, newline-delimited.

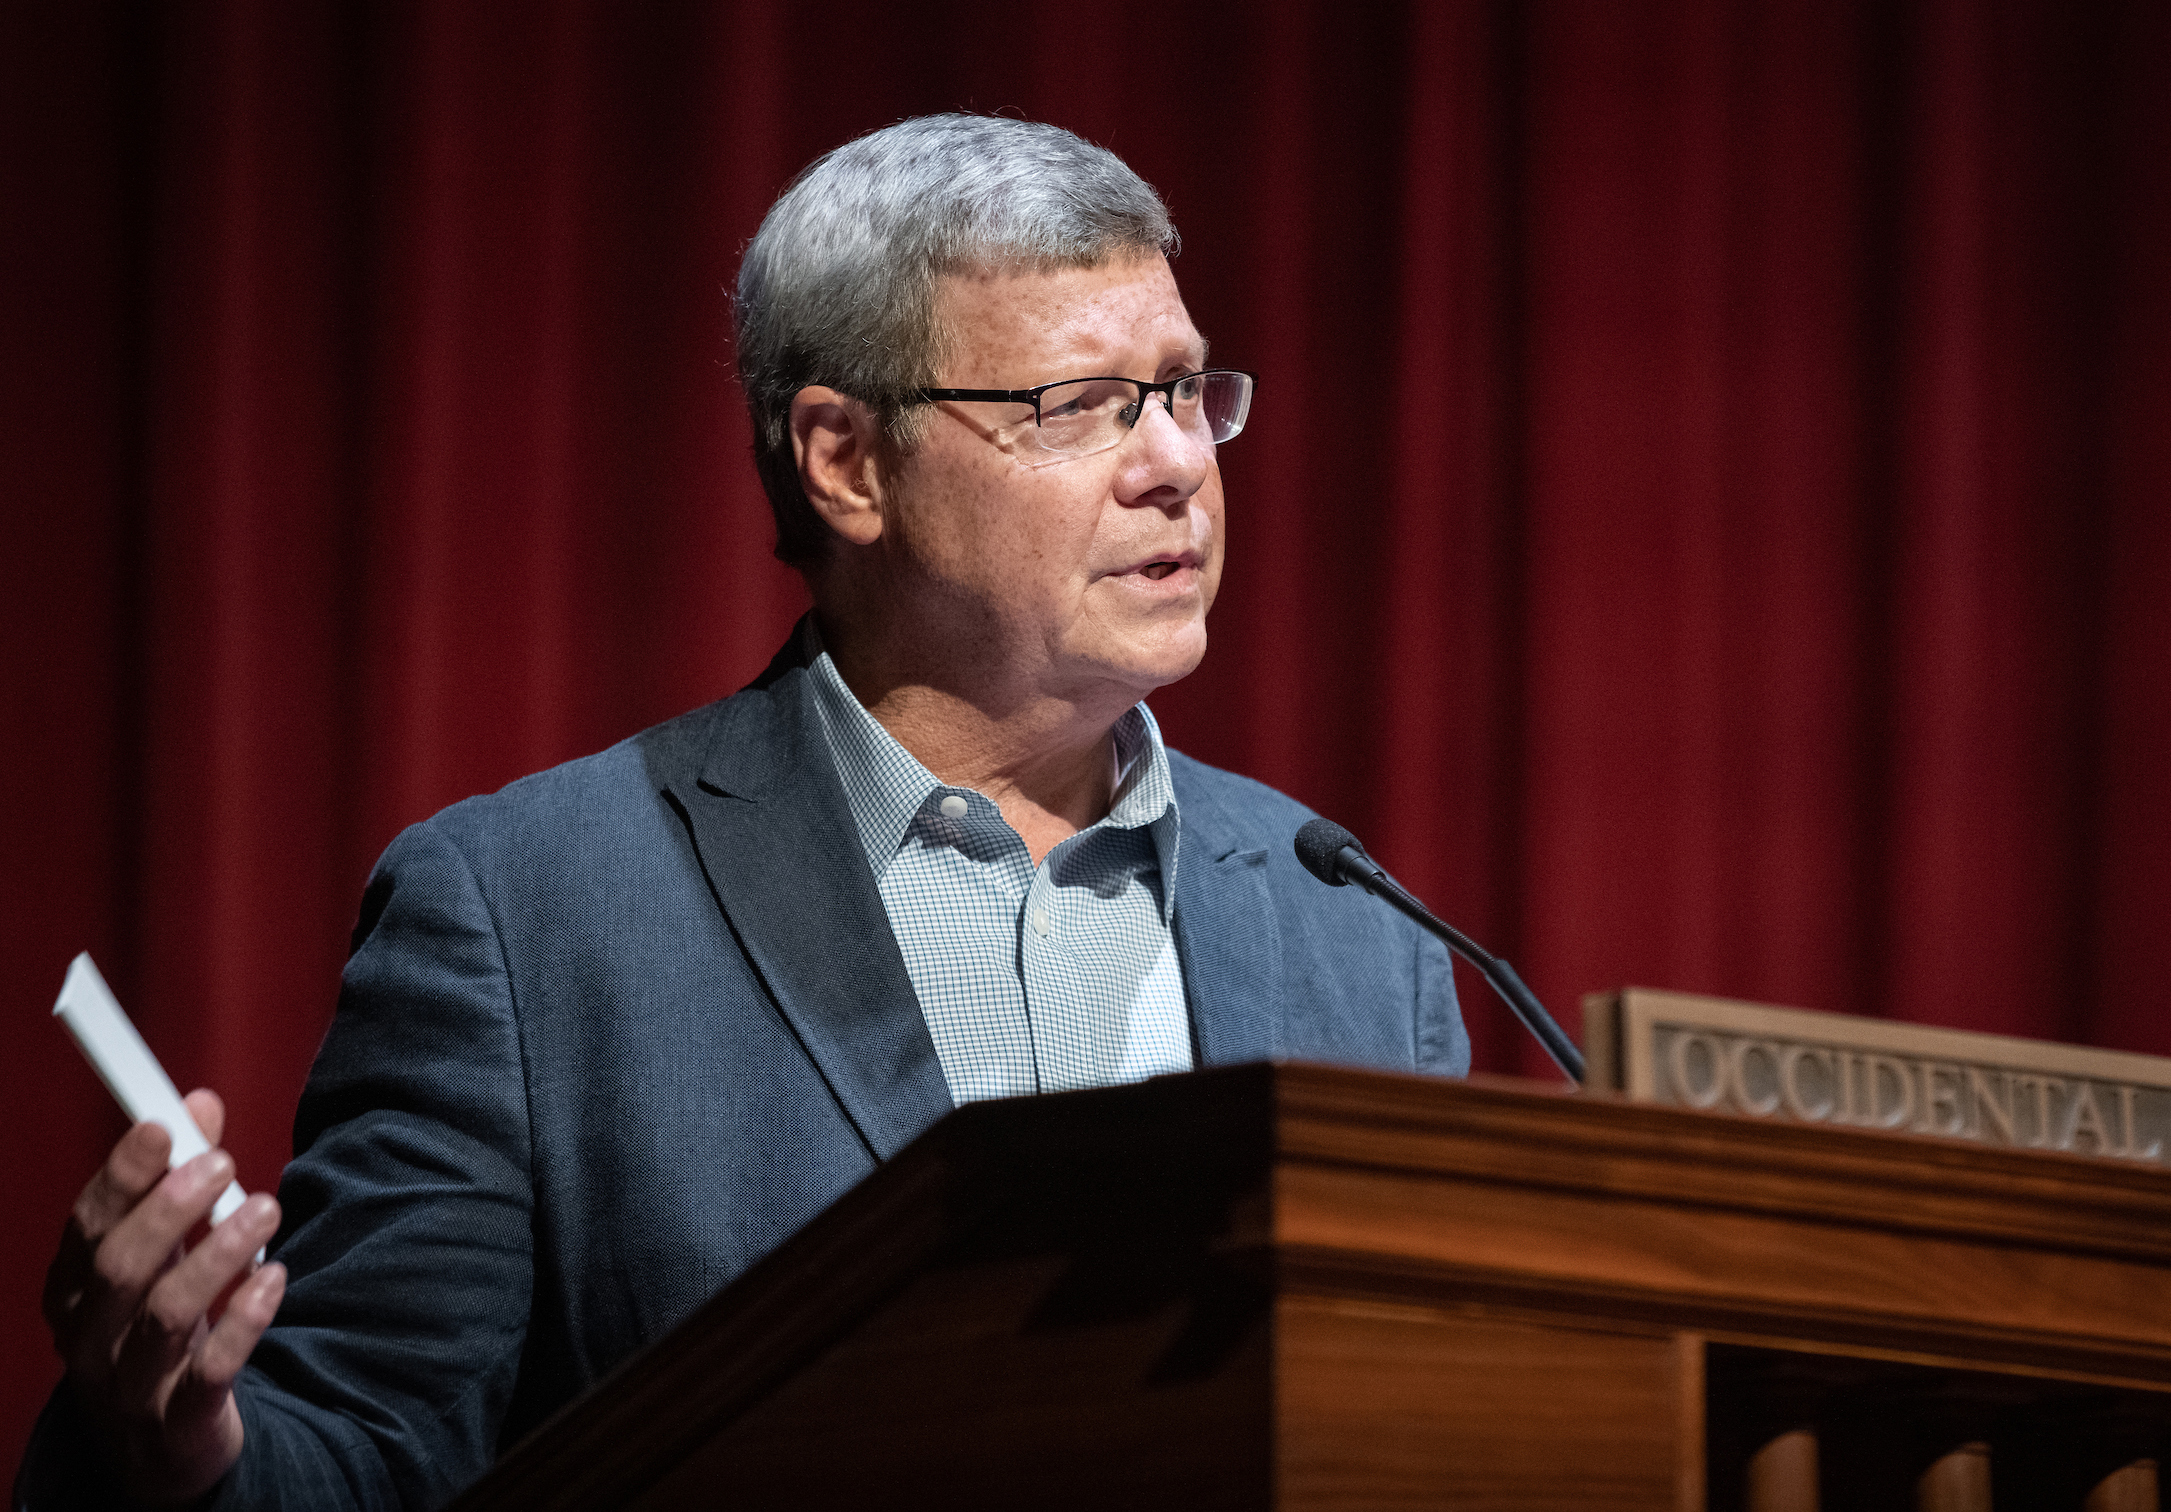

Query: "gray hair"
left=734, top=115, right=1178, bottom=565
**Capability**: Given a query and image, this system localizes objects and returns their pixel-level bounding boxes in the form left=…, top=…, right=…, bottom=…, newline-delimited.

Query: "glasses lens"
left=1032, top=378, right=1138, bottom=455
left=1163, top=371, right=1254, bottom=443
left=1195, top=371, right=1253, bottom=442
left=1011, top=371, right=1255, bottom=458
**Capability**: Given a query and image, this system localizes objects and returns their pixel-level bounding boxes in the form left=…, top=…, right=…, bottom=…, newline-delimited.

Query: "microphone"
left=1294, top=819, right=1586, bottom=1084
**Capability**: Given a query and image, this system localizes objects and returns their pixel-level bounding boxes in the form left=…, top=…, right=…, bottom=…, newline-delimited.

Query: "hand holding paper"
left=39, top=951, right=285, bottom=1504
left=52, top=952, right=249, bottom=1225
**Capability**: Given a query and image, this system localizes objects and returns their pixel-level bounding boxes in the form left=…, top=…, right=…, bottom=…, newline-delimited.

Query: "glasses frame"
left=915, top=368, right=1258, bottom=449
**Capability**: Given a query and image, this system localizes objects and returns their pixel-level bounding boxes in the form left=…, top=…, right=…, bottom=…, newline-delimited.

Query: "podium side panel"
left=629, top=1248, right=1272, bottom=1510
left=1278, top=1298, right=1699, bottom=1511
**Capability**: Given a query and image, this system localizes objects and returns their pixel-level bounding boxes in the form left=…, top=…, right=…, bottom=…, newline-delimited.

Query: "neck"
left=817, top=616, right=1137, bottom=866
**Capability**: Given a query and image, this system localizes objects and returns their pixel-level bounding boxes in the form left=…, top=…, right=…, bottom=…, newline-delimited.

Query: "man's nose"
left=1118, top=396, right=1211, bottom=503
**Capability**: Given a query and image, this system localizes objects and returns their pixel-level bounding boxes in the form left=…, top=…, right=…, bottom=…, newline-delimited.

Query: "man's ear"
left=790, top=387, right=887, bottom=548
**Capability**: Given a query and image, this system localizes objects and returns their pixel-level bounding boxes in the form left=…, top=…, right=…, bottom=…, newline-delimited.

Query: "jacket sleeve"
left=213, top=817, right=538, bottom=1509
left=15, top=819, right=540, bottom=1512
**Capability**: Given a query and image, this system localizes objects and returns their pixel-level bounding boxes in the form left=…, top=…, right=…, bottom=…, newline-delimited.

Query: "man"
left=24, top=115, right=1467, bottom=1509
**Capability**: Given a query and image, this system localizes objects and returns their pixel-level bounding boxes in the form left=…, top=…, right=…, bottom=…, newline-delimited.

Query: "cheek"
left=1200, top=475, right=1228, bottom=558
left=901, top=452, right=1016, bottom=560
left=1194, top=481, right=1227, bottom=609
left=999, top=481, right=1100, bottom=585
left=1024, top=475, right=1123, bottom=573
left=912, top=454, right=1101, bottom=596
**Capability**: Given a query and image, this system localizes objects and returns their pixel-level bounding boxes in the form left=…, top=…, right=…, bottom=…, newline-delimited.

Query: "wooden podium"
left=452, top=1064, right=2171, bottom=1510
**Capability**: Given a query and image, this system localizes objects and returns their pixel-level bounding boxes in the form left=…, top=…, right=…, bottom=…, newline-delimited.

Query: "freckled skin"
left=798, top=253, right=1226, bottom=860
left=877, top=253, right=1223, bottom=709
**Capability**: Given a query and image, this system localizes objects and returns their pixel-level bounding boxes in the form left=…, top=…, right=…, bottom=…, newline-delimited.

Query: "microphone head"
left=1294, top=818, right=1365, bottom=887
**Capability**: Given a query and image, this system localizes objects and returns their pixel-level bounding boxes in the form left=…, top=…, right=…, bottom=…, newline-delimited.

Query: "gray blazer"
left=19, top=634, right=1467, bottom=1511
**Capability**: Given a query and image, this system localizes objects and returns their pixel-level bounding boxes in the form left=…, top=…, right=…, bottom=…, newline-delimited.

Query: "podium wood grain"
left=451, top=1063, right=2171, bottom=1510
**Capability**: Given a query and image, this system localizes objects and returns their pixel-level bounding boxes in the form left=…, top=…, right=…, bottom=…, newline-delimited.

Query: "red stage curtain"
left=5, top=0, right=2167, bottom=1471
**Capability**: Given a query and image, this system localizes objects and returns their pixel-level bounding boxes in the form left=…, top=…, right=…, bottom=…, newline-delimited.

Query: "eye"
left=1040, top=379, right=1136, bottom=424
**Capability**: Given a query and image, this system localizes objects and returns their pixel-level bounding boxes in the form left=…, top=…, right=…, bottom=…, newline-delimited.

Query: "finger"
left=68, top=1151, right=235, bottom=1375
left=45, top=1121, right=179, bottom=1336
left=154, top=1265, right=282, bottom=1495
left=112, top=1194, right=279, bottom=1407
left=188, top=1262, right=284, bottom=1401
left=183, top=1089, right=225, bottom=1150
left=72, top=1120, right=176, bottom=1245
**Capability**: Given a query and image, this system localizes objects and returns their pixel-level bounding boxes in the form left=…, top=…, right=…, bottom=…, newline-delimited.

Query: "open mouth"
left=1111, top=549, right=1199, bottom=587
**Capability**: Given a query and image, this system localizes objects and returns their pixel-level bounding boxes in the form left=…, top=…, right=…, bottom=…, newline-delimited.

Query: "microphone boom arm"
left=1296, top=819, right=1586, bottom=1085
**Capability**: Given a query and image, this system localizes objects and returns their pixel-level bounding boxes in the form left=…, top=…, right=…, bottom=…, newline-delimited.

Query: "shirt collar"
left=1104, top=704, right=1182, bottom=920
left=804, top=624, right=1182, bottom=916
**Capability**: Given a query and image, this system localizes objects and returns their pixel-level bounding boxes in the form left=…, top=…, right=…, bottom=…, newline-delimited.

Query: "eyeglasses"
left=915, top=369, right=1257, bottom=461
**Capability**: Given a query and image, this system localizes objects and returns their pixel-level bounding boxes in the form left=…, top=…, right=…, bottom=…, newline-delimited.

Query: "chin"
left=1116, top=623, right=1210, bottom=695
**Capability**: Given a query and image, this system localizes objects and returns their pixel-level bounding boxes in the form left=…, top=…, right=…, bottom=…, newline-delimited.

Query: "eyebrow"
left=1165, top=336, right=1210, bottom=373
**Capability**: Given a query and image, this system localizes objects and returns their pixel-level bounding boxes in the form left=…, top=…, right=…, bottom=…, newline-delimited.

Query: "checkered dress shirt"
left=805, top=647, right=1195, bottom=1104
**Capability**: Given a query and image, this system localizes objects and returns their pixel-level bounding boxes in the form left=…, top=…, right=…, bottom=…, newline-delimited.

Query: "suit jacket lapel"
left=1171, top=776, right=1283, bottom=1067
left=662, top=655, right=953, bottom=1162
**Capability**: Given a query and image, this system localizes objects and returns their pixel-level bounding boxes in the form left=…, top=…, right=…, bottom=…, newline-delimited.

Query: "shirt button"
left=939, top=794, right=968, bottom=820
left=1031, top=907, right=1051, bottom=937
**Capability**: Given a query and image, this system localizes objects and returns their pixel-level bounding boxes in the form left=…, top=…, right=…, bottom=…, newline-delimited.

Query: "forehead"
left=932, top=254, right=1206, bottom=383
